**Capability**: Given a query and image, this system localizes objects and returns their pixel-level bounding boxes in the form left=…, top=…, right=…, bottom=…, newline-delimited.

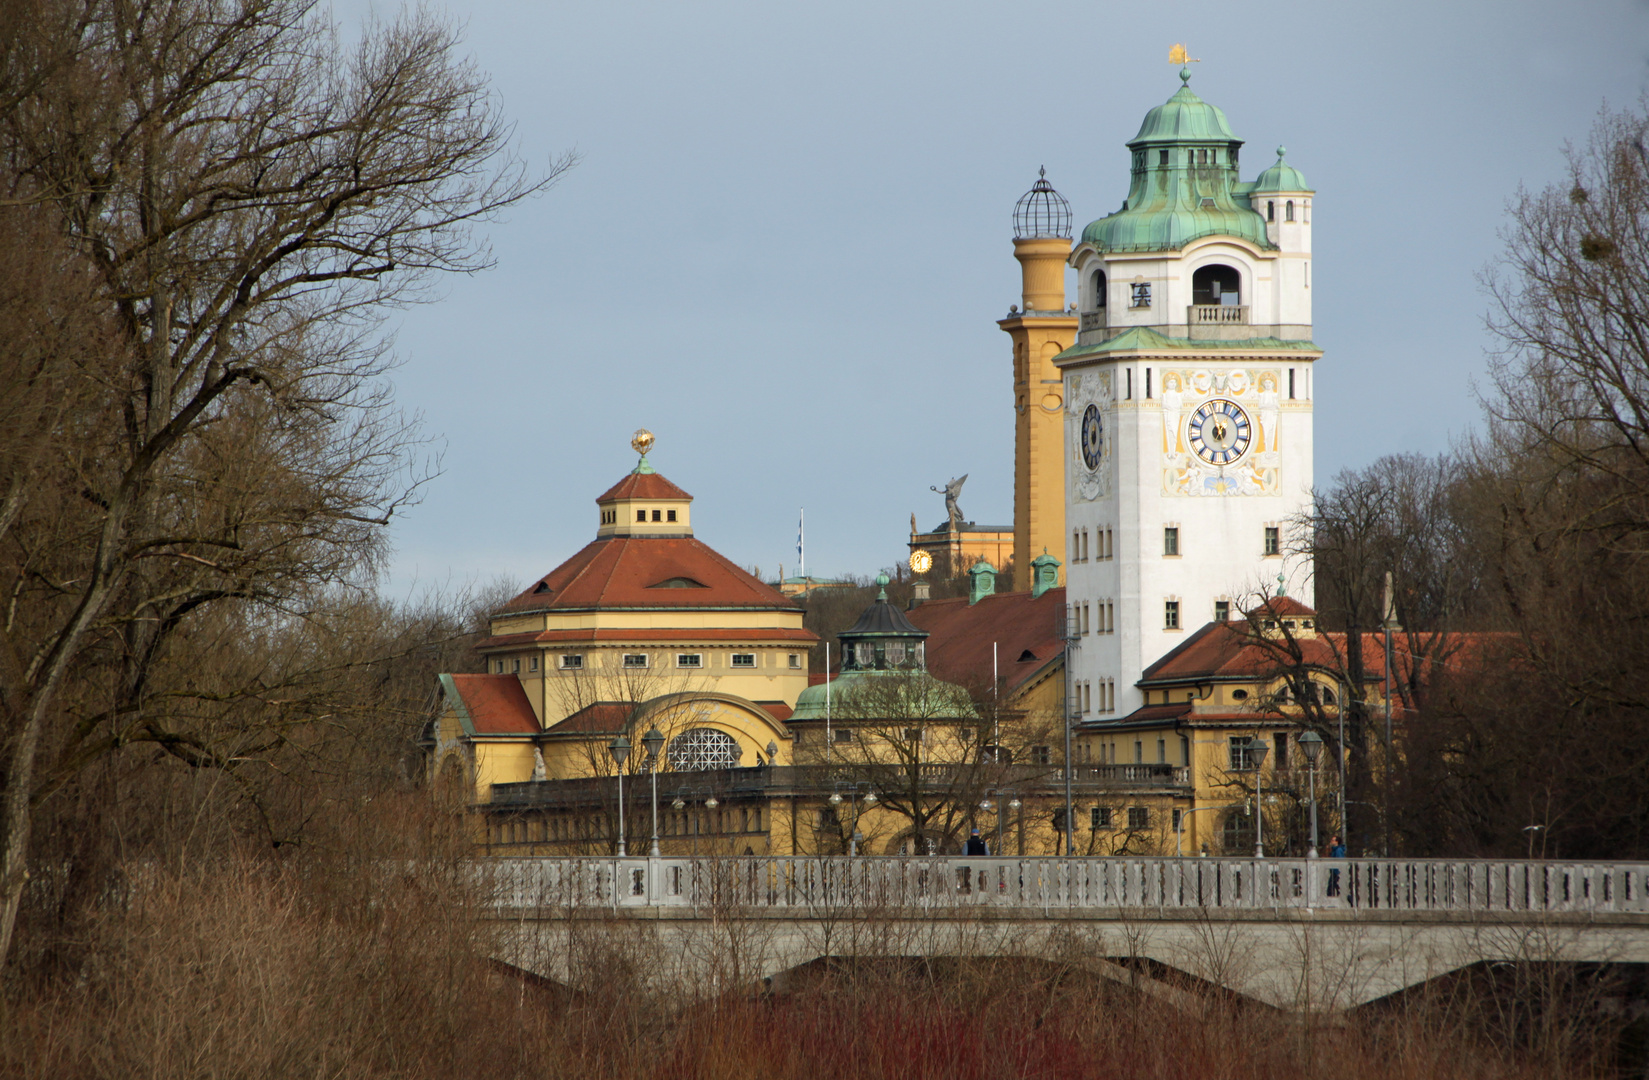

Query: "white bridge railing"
left=484, top=856, right=1649, bottom=917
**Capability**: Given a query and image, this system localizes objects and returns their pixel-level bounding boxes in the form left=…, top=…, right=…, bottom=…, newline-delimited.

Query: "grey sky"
left=364, top=0, right=1649, bottom=598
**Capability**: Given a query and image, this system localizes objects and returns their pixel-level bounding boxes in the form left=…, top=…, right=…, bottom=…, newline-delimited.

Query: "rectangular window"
left=1126, top=369, right=1132, bottom=400
left=529, top=656, right=540, bottom=672
left=1229, top=736, right=1255, bottom=770
left=834, top=728, right=853, bottom=743
left=731, top=653, right=756, bottom=668
left=1092, top=806, right=1113, bottom=830
left=1128, top=806, right=1149, bottom=830
left=1132, top=282, right=1152, bottom=309
left=1163, top=527, right=1179, bottom=556
left=1264, top=527, right=1280, bottom=556
left=666, top=509, right=677, bottom=522
left=1158, top=149, right=1168, bottom=167
left=1145, top=367, right=1153, bottom=397
left=789, top=654, right=801, bottom=669
left=636, top=509, right=646, bottom=522
left=1032, top=745, right=1052, bottom=765
left=1157, top=738, right=1167, bottom=764
left=511, top=658, right=521, bottom=673
left=622, top=653, right=648, bottom=668
left=651, top=509, right=662, bottom=522
left=676, top=653, right=702, bottom=668
left=903, top=728, right=924, bottom=743
left=1180, top=735, right=1191, bottom=765
left=1134, top=740, right=1143, bottom=764
left=1172, top=808, right=1183, bottom=831
left=1288, top=368, right=1296, bottom=399
left=494, top=660, right=505, bottom=674
left=1273, top=732, right=1289, bottom=770
left=1214, top=600, right=1230, bottom=623
left=1165, top=600, right=1180, bottom=629
left=559, top=654, right=583, bottom=670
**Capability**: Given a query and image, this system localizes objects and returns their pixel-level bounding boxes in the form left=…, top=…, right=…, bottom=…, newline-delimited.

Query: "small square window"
left=1091, top=806, right=1112, bottom=830
left=834, top=728, right=853, bottom=743
left=1128, top=806, right=1149, bottom=830
left=635, top=509, right=646, bottom=522
left=731, top=653, right=756, bottom=668
left=1214, top=600, right=1230, bottom=623
left=1163, top=527, right=1179, bottom=556
left=1264, top=526, right=1281, bottom=556
left=1032, top=745, right=1051, bottom=765
left=676, top=653, right=702, bottom=668
left=559, top=654, right=583, bottom=670
left=651, top=509, right=662, bottom=522
left=788, top=654, right=801, bottom=669
left=622, top=653, right=648, bottom=668
left=1165, top=601, right=1180, bottom=630
left=667, top=509, right=677, bottom=522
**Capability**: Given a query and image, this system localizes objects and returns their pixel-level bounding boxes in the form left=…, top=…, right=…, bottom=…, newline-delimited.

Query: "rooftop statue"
left=930, top=474, right=967, bottom=533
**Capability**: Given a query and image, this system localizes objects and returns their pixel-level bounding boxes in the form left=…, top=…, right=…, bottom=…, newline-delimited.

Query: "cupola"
left=838, top=574, right=930, bottom=671
left=1012, top=168, right=1073, bottom=313
left=595, top=429, right=694, bottom=538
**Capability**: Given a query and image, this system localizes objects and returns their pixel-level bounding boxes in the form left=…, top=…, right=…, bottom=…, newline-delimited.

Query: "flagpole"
left=798, top=508, right=804, bottom=584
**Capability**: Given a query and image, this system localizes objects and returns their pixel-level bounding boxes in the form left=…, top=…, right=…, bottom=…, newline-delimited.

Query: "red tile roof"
left=1140, top=621, right=1496, bottom=686
left=1246, top=596, right=1318, bottom=618
left=498, top=536, right=805, bottom=614
left=546, top=702, right=632, bottom=734
left=755, top=701, right=795, bottom=723
left=477, top=626, right=817, bottom=650
left=443, top=674, right=540, bottom=735
left=906, top=588, right=1067, bottom=697
left=596, top=471, right=692, bottom=503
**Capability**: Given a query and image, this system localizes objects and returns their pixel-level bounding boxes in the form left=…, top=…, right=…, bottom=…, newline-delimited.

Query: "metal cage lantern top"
left=1013, top=167, right=1073, bottom=240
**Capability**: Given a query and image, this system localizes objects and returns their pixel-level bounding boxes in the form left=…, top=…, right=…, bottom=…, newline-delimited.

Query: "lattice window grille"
left=667, top=728, right=741, bottom=772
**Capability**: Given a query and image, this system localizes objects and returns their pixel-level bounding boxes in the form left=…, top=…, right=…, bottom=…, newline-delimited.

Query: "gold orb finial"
left=631, top=429, right=654, bottom=457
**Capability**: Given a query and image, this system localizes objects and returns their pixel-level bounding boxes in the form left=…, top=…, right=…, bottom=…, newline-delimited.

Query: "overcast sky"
left=354, top=0, right=1649, bottom=600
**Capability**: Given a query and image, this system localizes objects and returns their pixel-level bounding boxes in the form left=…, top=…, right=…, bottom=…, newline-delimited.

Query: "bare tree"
left=0, top=0, right=567, bottom=966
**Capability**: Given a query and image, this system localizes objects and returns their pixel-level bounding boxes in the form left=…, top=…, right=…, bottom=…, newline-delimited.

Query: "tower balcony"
left=1189, top=304, right=1249, bottom=325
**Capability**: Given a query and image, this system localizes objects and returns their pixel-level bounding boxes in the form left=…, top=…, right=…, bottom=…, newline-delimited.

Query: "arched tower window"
left=1192, top=264, right=1242, bottom=307
left=1286, top=200, right=1295, bottom=222
left=667, top=728, right=742, bottom=771
left=1090, top=269, right=1107, bottom=309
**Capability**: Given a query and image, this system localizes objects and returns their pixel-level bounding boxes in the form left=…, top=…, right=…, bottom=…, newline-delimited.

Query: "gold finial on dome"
left=631, top=428, right=654, bottom=456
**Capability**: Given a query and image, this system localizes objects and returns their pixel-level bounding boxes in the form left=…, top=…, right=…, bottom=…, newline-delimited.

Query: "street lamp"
left=830, top=787, right=876, bottom=855
left=608, top=734, right=631, bottom=857
left=642, top=726, right=665, bottom=857
left=1298, top=730, right=1324, bottom=858
left=1247, top=736, right=1270, bottom=858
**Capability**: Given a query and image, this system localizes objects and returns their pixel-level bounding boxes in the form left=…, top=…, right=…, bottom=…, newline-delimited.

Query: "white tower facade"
left=1057, top=72, right=1320, bottom=720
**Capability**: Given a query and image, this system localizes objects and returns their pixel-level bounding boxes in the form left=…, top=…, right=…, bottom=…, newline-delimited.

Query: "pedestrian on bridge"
left=966, top=828, right=990, bottom=856
left=1327, top=835, right=1346, bottom=897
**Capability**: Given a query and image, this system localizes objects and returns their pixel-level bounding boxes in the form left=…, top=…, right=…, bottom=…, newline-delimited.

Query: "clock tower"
left=1056, top=69, right=1320, bottom=718
left=1000, top=170, right=1078, bottom=591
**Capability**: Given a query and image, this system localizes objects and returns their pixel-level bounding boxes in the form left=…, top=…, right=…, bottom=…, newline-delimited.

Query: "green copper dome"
left=1080, top=73, right=1274, bottom=255
left=1250, top=146, right=1312, bottom=193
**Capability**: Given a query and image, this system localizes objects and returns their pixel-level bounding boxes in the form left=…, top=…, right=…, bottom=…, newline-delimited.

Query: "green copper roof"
left=790, top=670, right=977, bottom=722
left=1079, top=74, right=1273, bottom=255
left=1052, top=326, right=1321, bottom=364
left=1250, top=146, right=1312, bottom=194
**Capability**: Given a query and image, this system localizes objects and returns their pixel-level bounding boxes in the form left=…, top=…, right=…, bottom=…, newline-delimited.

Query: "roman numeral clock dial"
left=1187, top=399, right=1252, bottom=466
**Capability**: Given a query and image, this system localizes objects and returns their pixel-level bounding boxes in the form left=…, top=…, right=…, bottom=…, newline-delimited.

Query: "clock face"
left=909, top=550, right=933, bottom=575
left=1081, top=404, right=1104, bottom=471
left=1187, top=398, right=1252, bottom=466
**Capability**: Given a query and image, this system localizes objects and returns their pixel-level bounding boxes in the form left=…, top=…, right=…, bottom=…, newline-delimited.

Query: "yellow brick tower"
left=1000, top=169, right=1076, bottom=590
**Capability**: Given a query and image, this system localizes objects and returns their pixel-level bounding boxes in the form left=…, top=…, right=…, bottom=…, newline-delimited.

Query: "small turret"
left=1012, top=168, right=1073, bottom=313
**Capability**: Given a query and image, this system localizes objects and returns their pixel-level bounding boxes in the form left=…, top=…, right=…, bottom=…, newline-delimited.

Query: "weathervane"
left=1169, top=42, right=1200, bottom=82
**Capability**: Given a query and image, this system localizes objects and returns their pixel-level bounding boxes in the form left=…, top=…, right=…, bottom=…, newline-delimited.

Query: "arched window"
left=1267, top=200, right=1275, bottom=222
left=1090, top=269, right=1107, bottom=309
left=1286, top=200, right=1295, bottom=222
left=1192, top=264, right=1242, bottom=306
left=667, top=728, right=742, bottom=771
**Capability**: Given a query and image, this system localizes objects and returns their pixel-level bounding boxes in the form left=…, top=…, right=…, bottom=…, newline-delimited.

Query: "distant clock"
left=1187, top=398, right=1252, bottom=466
left=909, top=550, right=933, bottom=575
left=1080, top=403, right=1104, bottom=470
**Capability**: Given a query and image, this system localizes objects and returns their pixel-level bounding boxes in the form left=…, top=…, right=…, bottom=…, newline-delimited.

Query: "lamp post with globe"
left=1247, top=735, right=1270, bottom=858
left=607, top=735, right=630, bottom=857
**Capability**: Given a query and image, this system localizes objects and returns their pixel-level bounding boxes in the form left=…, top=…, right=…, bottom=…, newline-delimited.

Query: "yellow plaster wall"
left=1003, top=317, right=1075, bottom=592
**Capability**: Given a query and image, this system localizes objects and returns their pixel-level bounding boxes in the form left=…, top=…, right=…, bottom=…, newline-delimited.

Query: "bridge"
left=484, top=855, right=1649, bottom=1011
